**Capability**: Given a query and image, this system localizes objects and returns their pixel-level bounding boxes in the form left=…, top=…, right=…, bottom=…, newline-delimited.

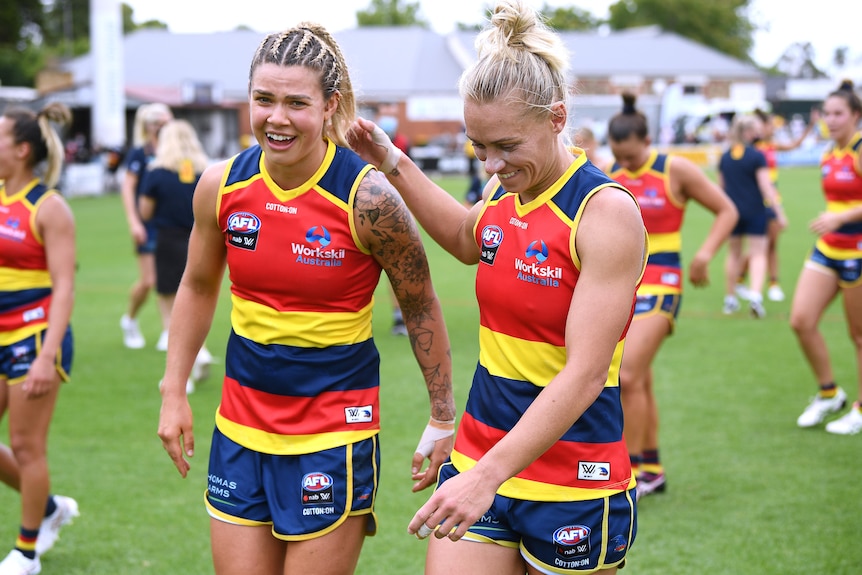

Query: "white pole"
left=90, top=0, right=125, bottom=150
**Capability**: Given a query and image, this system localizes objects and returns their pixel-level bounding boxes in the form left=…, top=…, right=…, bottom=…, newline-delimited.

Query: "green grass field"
left=1, top=168, right=859, bottom=574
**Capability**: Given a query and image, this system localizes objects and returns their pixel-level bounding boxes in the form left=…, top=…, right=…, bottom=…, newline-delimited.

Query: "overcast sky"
left=121, top=0, right=857, bottom=73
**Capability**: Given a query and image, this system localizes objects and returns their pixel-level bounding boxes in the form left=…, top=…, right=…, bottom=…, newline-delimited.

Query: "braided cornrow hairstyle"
left=249, top=23, right=356, bottom=147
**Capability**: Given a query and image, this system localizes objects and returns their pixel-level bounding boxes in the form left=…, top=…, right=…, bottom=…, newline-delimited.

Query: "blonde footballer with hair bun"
left=350, top=1, right=645, bottom=573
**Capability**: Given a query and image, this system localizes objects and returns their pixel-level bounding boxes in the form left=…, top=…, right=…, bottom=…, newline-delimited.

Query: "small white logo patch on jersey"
left=345, top=405, right=373, bottom=423
left=578, top=461, right=611, bottom=481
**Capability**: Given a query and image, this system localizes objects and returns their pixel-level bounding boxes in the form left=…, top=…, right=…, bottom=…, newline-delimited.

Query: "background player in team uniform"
left=350, top=1, right=645, bottom=573
left=792, top=80, right=862, bottom=435
left=157, top=23, right=456, bottom=575
left=119, top=103, right=174, bottom=351
left=606, top=93, right=738, bottom=499
left=733, top=108, right=821, bottom=303
left=718, top=114, right=786, bottom=318
left=138, top=119, right=212, bottom=393
left=0, top=102, right=79, bottom=575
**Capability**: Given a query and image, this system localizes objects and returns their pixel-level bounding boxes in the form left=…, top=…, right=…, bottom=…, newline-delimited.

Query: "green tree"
left=356, top=0, right=429, bottom=27
left=0, top=0, right=45, bottom=85
left=541, top=3, right=600, bottom=30
left=121, top=3, right=168, bottom=34
left=0, top=0, right=43, bottom=47
left=607, top=0, right=754, bottom=61
left=775, top=42, right=827, bottom=79
left=0, top=0, right=168, bottom=87
left=41, top=0, right=90, bottom=59
left=833, top=46, right=848, bottom=69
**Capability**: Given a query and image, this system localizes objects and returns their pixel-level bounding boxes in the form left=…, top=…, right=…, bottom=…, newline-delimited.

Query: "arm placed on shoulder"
left=349, top=117, right=482, bottom=264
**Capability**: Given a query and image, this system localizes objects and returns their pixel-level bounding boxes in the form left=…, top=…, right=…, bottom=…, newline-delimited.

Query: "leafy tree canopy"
left=0, top=1, right=167, bottom=87
left=608, top=0, right=754, bottom=61
left=541, top=3, right=601, bottom=30
left=357, top=0, right=429, bottom=27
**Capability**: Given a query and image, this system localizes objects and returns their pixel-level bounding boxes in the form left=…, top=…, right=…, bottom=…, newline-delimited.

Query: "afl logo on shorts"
left=480, top=225, right=504, bottom=266
left=302, top=472, right=334, bottom=505
left=226, top=211, right=261, bottom=251
left=553, top=525, right=591, bottom=558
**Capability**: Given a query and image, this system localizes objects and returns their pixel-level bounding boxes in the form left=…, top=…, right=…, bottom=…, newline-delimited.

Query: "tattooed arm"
left=354, top=168, right=457, bottom=492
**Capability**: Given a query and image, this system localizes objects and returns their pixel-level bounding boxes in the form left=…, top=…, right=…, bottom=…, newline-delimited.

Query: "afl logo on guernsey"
left=480, top=225, right=504, bottom=266
left=226, top=211, right=261, bottom=251
left=553, top=525, right=591, bottom=559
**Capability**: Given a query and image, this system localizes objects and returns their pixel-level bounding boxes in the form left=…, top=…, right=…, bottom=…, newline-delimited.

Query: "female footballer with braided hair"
left=158, top=23, right=456, bottom=574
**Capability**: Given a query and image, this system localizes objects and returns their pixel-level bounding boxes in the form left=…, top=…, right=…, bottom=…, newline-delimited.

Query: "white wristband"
left=370, top=123, right=403, bottom=174
left=414, top=417, right=455, bottom=458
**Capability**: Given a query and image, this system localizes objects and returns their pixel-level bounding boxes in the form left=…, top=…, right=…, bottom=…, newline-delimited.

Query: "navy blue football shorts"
left=731, top=211, right=768, bottom=236
left=136, top=222, right=157, bottom=255
left=633, top=293, right=681, bottom=325
left=0, top=326, right=73, bottom=384
left=805, top=246, right=862, bottom=288
left=436, top=461, right=637, bottom=573
left=205, top=427, right=379, bottom=541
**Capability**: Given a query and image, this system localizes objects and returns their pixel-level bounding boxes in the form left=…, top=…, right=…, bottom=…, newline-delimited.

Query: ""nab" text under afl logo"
left=227, top=211, right=261, bottom=251
left=480, top=225, right=504, bottom=266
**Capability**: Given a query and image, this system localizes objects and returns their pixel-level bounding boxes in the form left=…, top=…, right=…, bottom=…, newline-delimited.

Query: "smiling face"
left=249, top=62, right=338, bottom=187
left=464, top=97, right=566, bottom=199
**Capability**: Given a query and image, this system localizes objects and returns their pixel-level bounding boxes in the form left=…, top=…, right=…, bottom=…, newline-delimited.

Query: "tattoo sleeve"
left=355, top=170, right=456, bottom=421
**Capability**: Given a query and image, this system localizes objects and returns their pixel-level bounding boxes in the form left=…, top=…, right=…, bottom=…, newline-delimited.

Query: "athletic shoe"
left=825, top=407, right=862, bottom=435
left=0, top=550, right=40, bottom=575
left=155, top=330, right=169, bottom=352
left=191, top=347, right=214, bottom=382
left=120, top=315, right=145, bottom=349
left=722, top=295, right=740, bottom=315
left=797, top=387, right=847, bottom=427
left=636, top=471, right=666, bottom=500
left=35, top=495, right=79, bottom=556
left=734, top=283, right=751, bottom=301
left=391, top=318, right=408, bottom=336
left=749, top=299, right=766, bottom=319
left=767, top=284, right=785, bottom=302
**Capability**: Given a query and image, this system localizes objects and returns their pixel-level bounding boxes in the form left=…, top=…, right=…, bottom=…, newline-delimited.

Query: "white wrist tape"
left=414, top=417, right=455, bottom=458
left=370, top=124, right=403, bottom=174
